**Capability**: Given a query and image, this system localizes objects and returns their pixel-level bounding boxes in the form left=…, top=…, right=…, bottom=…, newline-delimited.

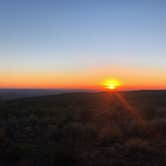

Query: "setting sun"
left=103, top=79, right=121, bottom=90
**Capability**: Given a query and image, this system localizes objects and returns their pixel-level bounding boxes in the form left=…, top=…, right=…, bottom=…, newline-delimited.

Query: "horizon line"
left=0, top=88, right=166, bottom=92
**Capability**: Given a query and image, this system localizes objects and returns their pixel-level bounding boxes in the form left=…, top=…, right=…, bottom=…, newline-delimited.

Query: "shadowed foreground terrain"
left=0, top=91, right=166, bottom=166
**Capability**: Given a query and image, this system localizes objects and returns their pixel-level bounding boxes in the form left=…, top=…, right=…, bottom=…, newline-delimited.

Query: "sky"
left=0, top=0, right=166, bottom=90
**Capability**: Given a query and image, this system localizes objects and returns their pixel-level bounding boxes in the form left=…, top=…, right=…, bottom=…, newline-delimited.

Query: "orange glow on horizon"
left=0, top=66, right=166, bottom=90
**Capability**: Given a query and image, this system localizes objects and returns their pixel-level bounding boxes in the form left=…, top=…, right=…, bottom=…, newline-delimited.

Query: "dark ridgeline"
left=0, top=89, right=94, bottom=100
left=0, top=90, right=166, bottom=166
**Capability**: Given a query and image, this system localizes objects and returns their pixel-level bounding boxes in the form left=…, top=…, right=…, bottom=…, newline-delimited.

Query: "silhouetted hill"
left=0, top=90, right=166, bottom=166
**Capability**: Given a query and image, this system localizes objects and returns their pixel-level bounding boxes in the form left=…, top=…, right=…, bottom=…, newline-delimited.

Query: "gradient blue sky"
left=0, top=0, right=166, bottom=89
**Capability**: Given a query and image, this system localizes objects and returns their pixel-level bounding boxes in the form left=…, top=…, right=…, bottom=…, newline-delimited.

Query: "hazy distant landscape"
left=0, top=90, right=166, bottom=166
left=0, top=89, right=95, bottom=100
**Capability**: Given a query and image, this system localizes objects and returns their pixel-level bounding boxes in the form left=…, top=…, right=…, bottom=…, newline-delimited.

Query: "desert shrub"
left=151, top=119, right=166, bottom=137
left=98, top=124, right=124, bottom=145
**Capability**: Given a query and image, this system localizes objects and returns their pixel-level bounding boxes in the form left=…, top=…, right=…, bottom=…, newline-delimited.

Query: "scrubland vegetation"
left=0, top=91, right=166, bottom=166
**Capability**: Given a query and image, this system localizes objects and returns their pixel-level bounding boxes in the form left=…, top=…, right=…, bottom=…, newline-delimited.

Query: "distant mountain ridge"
left=0, top=89, right=166, bottom=101
left=0, top=89, right=96, bottom=100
